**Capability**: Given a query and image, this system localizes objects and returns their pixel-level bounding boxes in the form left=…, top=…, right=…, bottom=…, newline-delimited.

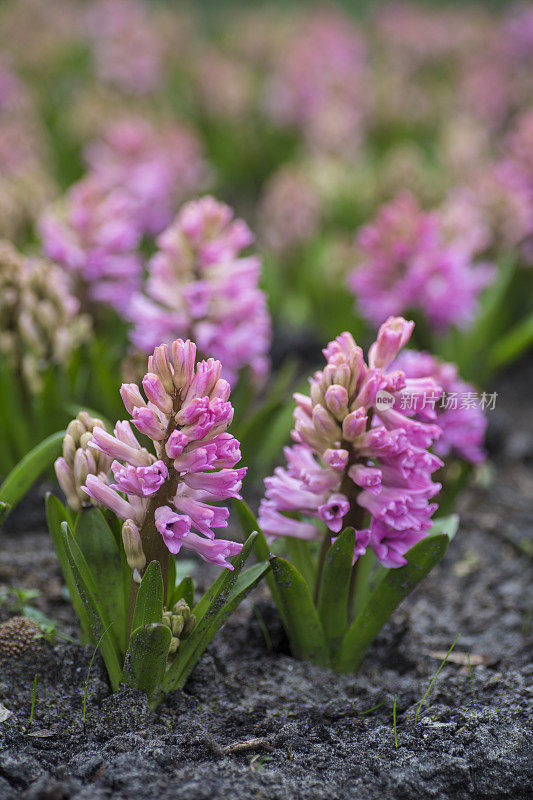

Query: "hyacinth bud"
left=150, top=344, right=174, bottom=394
left=369, top=317, right=415, bottom=370
left=310, top=381, right=325, bottom=408
left=122, top=520, right=146, bottom=571
left=171, top=338, right=196, bottom=390
left=55, top=412, right=113, bottom=512
left=120, top=383, right=146, bottom=415
left=0, top=241, right=91, bottom=394
left=325, top=385, right=349, bottom=420
left=312, top=405, right=341, bottom=442
left=62, top=434, right=77, bottom=464
left=65, top=419, right=86, bottom=446
left=142, top=373, right=173, bottom=414
left=210, top=378, right=231, bottom=402
left=131, top=406, right=166, bottom=440
left=342, top=408, right=368, bottom=441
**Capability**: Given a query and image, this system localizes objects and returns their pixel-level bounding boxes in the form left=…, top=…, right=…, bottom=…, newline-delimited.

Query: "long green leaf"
left=74, top=509, right=128, bottom=657
left=130, top=561, right=164, bottom=634
left=0, top=360, right=31, bottom=462
left=0, top=430, right=65, bottom=512
left=270, top=556, right=330, bottom=668
left=191, top=531, right=259, bottom=624
left=233, top=499, right=286, bottom=626
left=336, top=535, right=449, bottom=673
left=123, top=623, right=171, bottom=703
left=45, top=494, right=90, bottom=640
left=61, top=522, right=123, bottom=691
left=161, top=560, right=270, bottom=693
left=489, top=312, right=533, bottom=371
left=318, top=528, right=355, bottom=653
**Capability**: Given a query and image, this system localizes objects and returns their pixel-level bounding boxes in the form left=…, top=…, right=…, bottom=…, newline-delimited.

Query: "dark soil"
left=0, top=363, right=532, bottom=800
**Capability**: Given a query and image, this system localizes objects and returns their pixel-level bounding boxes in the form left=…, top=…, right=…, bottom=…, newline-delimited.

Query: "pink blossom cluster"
left=86, top=0, right=164, bottom=95
left=265, top=8, right=368, bottom=156
left=258, top=317, right=443, bottom=568
left=129, top=196, right=271, bottom=386
left=79, top=339, right=245, bottom=569
left=347, top=192, right=495, bottom=332
left=392, top=350, right=487, bottom=465
left=84, top=117, right=208, bottom=235
left=39, top=176, right=143, bottom=313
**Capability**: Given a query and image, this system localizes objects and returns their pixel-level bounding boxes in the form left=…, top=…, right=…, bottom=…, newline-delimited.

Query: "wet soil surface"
left=0, top=364, right=532, bottom=800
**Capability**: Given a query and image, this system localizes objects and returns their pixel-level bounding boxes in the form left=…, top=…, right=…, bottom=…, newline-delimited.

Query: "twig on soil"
left=426, top=650, right=485, bottom=666
left=221, top=737, right=272, bottom=755
left=415, top=634, right=460, bottom=723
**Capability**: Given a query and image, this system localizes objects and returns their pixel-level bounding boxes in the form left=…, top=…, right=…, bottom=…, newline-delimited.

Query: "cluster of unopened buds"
left=0, top=240, right=91, bottom=393
left=55, top=411, right=112, bottom=513
left=56, top=338, right=245, bottom=576
left=162, top=599, right=196, bottom=654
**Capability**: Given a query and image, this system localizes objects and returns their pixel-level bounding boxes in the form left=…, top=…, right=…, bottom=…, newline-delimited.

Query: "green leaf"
left=233, top=498, right=287, bottom=626
left=336, top=535, right=449, bottom=673
left=285, top=538, right=315, bottom=590
left=427, top=515, right=459, bottom=541
left=130, top=561, right=164, bottom=634
left=270, top=556, right=330, bottom=668
left=123, top=623, right=171, bottom=703
left=45, top=494, right=91, bottom=641
left=172, top=576, right=194, bottom=609
left=0, top=501, right=10, bottom=527
left=0, top=360, right=31, bottom=463
left=161, top=559, right=270, bottom=694
left=489, top=312, right=533, bottom=371
left=0, top=430, right=65, bottom=513
left=317, top=528, right=355, bottom=653
left=61, top=522, right=123, bottom=691
left=74, top=509, right=128, bottom=657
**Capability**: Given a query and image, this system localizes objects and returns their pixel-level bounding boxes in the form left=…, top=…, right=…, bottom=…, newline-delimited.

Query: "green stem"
left=350, top=548, right=376, bottom=620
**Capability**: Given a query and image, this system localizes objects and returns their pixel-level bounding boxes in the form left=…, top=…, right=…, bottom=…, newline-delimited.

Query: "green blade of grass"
left=415, top=634, right=461, bottom=723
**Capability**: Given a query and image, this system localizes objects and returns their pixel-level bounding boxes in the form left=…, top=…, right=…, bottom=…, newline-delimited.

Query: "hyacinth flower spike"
left=236, top=317, right=457, bottom=673
left=48, top=339, right=269, bottom=704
